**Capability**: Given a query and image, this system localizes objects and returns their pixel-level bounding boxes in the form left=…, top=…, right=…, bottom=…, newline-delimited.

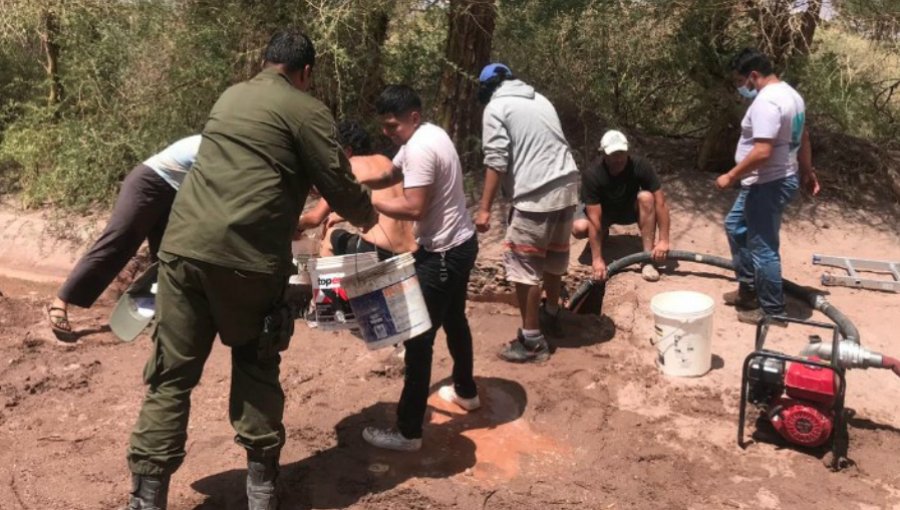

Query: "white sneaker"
left=641, top=263, right=660, bottom=282
left=438, top=385, right=481, bottom=411
left=362, top=427, right=422, bottom=452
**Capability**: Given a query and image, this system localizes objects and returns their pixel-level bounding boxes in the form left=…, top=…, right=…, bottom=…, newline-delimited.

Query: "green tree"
left=435, top=0, right=497, bottom=171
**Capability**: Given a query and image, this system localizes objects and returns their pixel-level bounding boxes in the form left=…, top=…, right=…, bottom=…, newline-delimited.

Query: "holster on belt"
left=258, top=305, right=294, bottom=360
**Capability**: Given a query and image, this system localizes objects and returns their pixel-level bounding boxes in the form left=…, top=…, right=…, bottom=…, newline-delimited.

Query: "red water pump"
left=746, top=355, right=837, bottom=447
left=739, top=316, right=900, bottom=469
left=738, top=317, right=848, bottom=468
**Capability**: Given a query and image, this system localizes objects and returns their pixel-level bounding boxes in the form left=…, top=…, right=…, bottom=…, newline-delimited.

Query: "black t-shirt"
left=580, top=155, right=661, bottom=215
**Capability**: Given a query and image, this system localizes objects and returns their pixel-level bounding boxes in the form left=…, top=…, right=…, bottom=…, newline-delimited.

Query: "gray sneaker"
left=362, top=427, right=422, bottom=452
left=498, top=330, right=550, bottom=363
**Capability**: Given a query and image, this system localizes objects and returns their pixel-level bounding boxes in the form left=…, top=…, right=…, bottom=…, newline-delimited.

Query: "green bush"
left=800, top=27, right=900, bottom=147
left=0, top=0, right=401, bottom=210
left=0, top=112, right=154, bottom=208
left=0, top=0, right=897, bottom=210
left=382, top=4, right=447, bottom=109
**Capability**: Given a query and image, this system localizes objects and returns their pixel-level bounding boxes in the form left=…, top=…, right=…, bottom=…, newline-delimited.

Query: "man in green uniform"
left=124, top=29, right=377, bottom=510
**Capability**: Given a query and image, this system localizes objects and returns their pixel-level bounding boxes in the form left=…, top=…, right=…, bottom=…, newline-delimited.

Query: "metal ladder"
left=812, top=254, right=900, bottom=293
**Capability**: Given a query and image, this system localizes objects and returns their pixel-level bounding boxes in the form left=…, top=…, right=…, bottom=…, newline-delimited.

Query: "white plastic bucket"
left=309, top=252, right=379, bottom=330
left=342, top=253, right=432, bottom=350
left=650, top=290, right=715, bottom=377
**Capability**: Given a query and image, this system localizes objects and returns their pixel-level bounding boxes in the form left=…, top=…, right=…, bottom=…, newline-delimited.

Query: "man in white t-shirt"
left=48, top=135, right=201, bottom=341
left=715, top=48, right=820, bottom=325
left=357, top=85, right=480, bottom=452
left=474, top=63, right=580, bottom=363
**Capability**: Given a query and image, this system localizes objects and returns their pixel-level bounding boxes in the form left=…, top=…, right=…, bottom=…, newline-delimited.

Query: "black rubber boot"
left=247, top=456, right=279, bottom=510
left=125, top=474, right=169, bottom=510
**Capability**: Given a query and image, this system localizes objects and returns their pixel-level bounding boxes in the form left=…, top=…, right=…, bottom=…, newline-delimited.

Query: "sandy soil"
left=1, top=172, right=899, bottom=510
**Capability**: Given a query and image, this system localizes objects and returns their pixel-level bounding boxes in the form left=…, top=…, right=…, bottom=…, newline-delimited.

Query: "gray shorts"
left=503, top=206, right=575, bottom=285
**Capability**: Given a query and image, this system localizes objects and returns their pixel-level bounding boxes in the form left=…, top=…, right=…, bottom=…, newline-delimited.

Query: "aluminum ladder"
left=812, top=254, right=900, bottom=293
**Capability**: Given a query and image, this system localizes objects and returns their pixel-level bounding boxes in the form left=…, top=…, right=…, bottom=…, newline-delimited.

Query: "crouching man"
left=572, top=130, right=671, bottom=282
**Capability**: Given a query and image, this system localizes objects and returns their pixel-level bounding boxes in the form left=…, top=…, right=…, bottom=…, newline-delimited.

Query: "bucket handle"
left=649, top=316, right=697, bottom=353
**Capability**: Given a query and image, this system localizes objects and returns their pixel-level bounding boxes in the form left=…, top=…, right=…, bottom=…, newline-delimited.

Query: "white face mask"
left=737, top=76, right=758, bottom=100
left=737, top=85, right=758, bottom=100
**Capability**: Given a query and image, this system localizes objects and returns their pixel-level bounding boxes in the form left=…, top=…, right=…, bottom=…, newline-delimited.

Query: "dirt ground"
left=1, top=172, right=899, bottom=510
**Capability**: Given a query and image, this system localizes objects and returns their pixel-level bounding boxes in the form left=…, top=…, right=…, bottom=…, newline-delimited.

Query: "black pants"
left=128, top=253, right=287, bottom=475
left=58, top=165, right=176, bottom=308
left=397, top=234, right=478, bottom=439
left=330, top=228, right=394, bottom=261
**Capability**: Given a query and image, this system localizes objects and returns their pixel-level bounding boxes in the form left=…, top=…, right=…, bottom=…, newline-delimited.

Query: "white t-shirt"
left=393, top=123, right=475, bottom=252
left=143, top=135, right=202, bottom=190
left=734, top=82, right=806, bottom=186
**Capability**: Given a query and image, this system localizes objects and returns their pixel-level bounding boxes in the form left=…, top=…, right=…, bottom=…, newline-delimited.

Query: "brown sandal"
left=47, top=306, right=77, bottom=341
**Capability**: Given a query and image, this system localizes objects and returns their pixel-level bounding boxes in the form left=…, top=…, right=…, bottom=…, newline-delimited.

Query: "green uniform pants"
left=127, top=252, right=288, bottom=476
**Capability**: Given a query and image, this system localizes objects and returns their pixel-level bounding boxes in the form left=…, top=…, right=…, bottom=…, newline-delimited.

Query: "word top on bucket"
left=309, top=252, right=379, bottom=331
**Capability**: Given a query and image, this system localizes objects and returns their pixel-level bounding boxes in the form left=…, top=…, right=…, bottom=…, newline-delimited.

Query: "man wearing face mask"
left=716, top=48, right=820, bottom=325
left=474, top=63, right=580, bottom=364
left=572, top=130, right=671, bottom=282
left=123, top=29, right=377, bottom=510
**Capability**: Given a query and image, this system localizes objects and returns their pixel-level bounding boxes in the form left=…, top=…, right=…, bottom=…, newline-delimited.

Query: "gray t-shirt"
left=143, top=135, right=202, bottom=190
left=393, top=123, right=475, bottom=253
left=734, top=82, right=805, bottom=186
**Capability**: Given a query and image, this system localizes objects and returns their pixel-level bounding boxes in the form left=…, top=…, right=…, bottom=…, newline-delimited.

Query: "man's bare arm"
left=798, top=128, right=820, bottom=195
left=356, top=161, right=403, bottom=190
left=716, top=139, right=774, bottom=189
left=298, top=199, right=332, bottom=232
left=651, top=190, right=671, bottom=262
left=475, top=167, right=503, bottom=233
left=586, top=204, right=608, bottom=281
left=373, top=185, right=428, bottom=221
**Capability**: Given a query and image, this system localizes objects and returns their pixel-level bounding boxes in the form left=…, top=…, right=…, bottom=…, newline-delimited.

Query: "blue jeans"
left=725, top=174, right=799, bottom=315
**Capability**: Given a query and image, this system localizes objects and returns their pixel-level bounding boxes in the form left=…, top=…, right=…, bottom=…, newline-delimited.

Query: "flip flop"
left=47, top=305, right=78, bottom=342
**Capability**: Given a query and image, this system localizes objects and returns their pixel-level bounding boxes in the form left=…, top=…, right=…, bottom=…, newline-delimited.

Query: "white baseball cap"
left=600, top=130, right=629, bottom=155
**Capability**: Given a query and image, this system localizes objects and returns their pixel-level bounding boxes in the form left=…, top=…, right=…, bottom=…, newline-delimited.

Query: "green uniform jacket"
left=161, top=67, right=375, bottom=275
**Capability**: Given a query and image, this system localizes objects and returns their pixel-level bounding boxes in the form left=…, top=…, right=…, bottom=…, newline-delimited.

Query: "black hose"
left=567, top=250, right=860, bottom=344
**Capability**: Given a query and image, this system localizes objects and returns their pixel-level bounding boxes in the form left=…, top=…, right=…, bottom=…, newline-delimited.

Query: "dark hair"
left=264, top=29, right=316, bottom=72
left=730, top=48, right=774, bottom=77
left=478, top=69, right=515, bottom=104
left=336, top=119, right=373, bottom=156
left=375, top=85, right=422, bottom=116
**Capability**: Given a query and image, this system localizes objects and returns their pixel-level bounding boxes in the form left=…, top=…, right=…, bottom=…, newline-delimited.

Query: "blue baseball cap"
left=479, top=63, right=512, bottom=83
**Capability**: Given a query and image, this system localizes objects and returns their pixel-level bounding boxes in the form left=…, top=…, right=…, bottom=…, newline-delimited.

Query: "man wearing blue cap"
left=474, top=63, right=580, bottom=363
